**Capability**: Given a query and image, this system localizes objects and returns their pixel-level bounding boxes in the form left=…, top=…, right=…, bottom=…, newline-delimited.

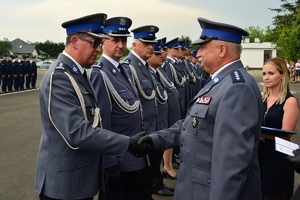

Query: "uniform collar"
left=62, top=51, right=85, bottom=74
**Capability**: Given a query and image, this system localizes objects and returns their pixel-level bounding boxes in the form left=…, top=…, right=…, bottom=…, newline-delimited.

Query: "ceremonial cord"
left=48, top=71, right=102, bottom=150
left=129, top=65, right=155, bottom=100
left=99, top=70, right=141, bottom=113
left=169, top=63, right=185, bottom=87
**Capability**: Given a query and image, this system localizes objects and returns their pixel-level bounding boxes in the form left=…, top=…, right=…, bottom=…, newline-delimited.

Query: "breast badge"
left=196, top=96, right=212, bottom=104
left=192, top=117, right=198, bottom=128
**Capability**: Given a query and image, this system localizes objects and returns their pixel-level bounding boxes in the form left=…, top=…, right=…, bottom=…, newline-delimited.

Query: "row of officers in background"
left=0, top=54, right=38, bottom=94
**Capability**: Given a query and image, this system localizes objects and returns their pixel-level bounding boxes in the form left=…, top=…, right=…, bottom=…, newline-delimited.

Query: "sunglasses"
left=200, top=35, right=218, bottom=40
left=78, top=36, right=102, bottom=49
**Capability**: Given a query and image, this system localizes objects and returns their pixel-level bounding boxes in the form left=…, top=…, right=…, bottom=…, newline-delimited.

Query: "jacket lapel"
left=190, top=61, right=244, bottom=105
left=58, top=54, right=96, bottom=100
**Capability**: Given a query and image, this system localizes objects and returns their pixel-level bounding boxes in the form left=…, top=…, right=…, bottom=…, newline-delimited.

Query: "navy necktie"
left=83, top=70, right=88, bottom=82
left=203, top=76, right=211, bottom=87
left=145, top=62, right=150, bottom=71
left=118, top=64, right=128, bottom=79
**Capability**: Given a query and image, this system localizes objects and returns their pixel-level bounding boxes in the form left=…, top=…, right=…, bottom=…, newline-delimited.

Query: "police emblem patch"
left=71, top=65, right=78, bottom=74
left=212, top=75, right=221, bottom=84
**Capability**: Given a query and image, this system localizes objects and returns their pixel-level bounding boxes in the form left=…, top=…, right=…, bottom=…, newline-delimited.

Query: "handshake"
left=128, top=132, right=155, bottom=157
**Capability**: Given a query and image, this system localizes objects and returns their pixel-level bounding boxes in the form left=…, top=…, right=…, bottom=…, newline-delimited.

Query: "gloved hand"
left=137, top=135, right=153, bottom=146
left=104, top=165, right=120, bottom=186
left=286, top=149, right=300, bottom=174
left=128, top=132, right=154, bottom=157
left=128, top=132, right=146, bottom=152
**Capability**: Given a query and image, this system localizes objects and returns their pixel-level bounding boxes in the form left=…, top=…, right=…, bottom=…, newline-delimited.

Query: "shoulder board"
left=122, top=58, right=131, bottom=64
left=231, top=70, right=245, bottom=83
left=92, top=61, right=103, bottom=69
left=54, top=62, right=66, bottom=71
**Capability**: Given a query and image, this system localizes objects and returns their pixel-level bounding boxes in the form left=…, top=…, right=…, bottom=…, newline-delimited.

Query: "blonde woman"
left=259, top=57, right=299, bottom=200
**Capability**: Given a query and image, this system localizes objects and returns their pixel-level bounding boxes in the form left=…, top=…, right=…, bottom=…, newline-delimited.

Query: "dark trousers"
left=13, top=76, right=19, bottom=91
left=19, top=75, right=24, bottom=90
left=39, top=194, right=93, bottom=200
left=26, top=75, right=31, bottom=89
left=2, top=76, right=7, bottom=92
left=31, top=74, right=37, bottom=88
left=104, top=168, right=145, bottom=200
left=7, top=76, right=13, bottom=91
left=140, top=151, right=164, bottom=200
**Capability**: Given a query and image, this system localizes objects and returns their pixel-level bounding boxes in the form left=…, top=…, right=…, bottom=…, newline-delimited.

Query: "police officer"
left=123, top=25, right=174, bottom=198
left=156, top=38, right=183, bottom=179
left=12, top=56, right=20, bottom=91
left=89, top=16, right=148, bottom=200
left=1, top=54, right=8, bottom=93
left=137, top=17, right=263, bottom=200
left=189, top=48, right=202, bottom=92
left=19, top=55, right=26, bottom=90
left=31, top=56, right=38, bottom=88
left=34, top=13, right=150, bottom=200
left=7, top=55, right=14, bottom=92
left=147, top=42, right=174, bottom=196
left=25, top=55, right=32, bottom=89
left=162, top=38, right=186, bottom=117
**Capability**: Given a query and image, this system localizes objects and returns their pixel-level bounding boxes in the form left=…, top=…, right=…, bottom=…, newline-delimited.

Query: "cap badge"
left=150, top=26, right=155, bottom=32
left=119, top=18, right=126, bottom=26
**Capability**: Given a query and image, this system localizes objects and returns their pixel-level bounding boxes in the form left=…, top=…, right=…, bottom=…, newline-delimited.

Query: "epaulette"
left=92, top=61, right=103, bottom=69
left=122, top=58, right=131, bottom=64
left=121, top=60, right=130, bottom=68
left=231, top=70, right=245, bottom=83
left=54, top=62, right=66, bottom=72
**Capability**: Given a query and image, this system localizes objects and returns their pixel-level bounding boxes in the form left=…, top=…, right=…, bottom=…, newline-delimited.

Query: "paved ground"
left=0, top=69, right=300, bottom=200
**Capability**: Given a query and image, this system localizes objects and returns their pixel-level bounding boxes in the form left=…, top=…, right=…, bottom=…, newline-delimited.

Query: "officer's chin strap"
left=48, top=71, right=102, bottom=150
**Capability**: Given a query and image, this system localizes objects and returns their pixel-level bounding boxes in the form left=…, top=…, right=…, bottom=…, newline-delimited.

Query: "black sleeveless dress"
left=258, top=93, right=294, bottom=200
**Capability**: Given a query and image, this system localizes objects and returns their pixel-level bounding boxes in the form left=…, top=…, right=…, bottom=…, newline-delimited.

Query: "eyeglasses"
left=200, top=35, right=218, bottom=40
left=78, top=36, right=102, bottom=49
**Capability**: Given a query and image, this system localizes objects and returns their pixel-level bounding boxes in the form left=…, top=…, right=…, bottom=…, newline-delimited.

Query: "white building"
left=241, top=38, right=277, bottom=69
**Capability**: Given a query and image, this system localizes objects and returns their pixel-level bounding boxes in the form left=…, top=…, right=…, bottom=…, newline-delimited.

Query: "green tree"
left=268, top=0, right=300, bottom=61
left=0, top=38, right=12, bottom=55
left=34, top=40, right=65, bottom=58
left=244, top=26, right=266, bottom=42
left=276, top=7, right=300, bottom=61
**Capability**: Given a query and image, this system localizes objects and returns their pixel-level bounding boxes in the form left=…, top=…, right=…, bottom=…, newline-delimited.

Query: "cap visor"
left=154, top=50, right=163, bottom=53
left=191, top=38, right=210, bottom=45
left=138, top=38, right=157, bottom=43
left=107, top=33, right=131, bottom=37
left=87, top=32, right=109, bottom=39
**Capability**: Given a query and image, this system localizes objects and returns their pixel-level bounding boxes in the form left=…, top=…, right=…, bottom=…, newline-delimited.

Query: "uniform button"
left=180, top=142, right=183, bottom=147
left=207, top=179, right=211, bottom=184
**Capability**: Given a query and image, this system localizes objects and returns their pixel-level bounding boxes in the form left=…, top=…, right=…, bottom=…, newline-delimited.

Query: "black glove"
left=286, top=149, right=300, bottom=174
left=104, top=165, right=120, bottom=186
left=128, top=132, right=146, bottom=152
left=128, top=133, right=154, bottom=157
left=137, top=135, right=153, bottom=146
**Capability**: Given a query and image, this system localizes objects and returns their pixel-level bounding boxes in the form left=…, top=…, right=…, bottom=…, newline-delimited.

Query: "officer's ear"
left=71, top=36, right=80, bottom=50
left=218, top=42, right=227, bottom=58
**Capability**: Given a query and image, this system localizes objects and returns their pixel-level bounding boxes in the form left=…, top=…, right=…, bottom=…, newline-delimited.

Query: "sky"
left=1, top=0, right=283, bottom=44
